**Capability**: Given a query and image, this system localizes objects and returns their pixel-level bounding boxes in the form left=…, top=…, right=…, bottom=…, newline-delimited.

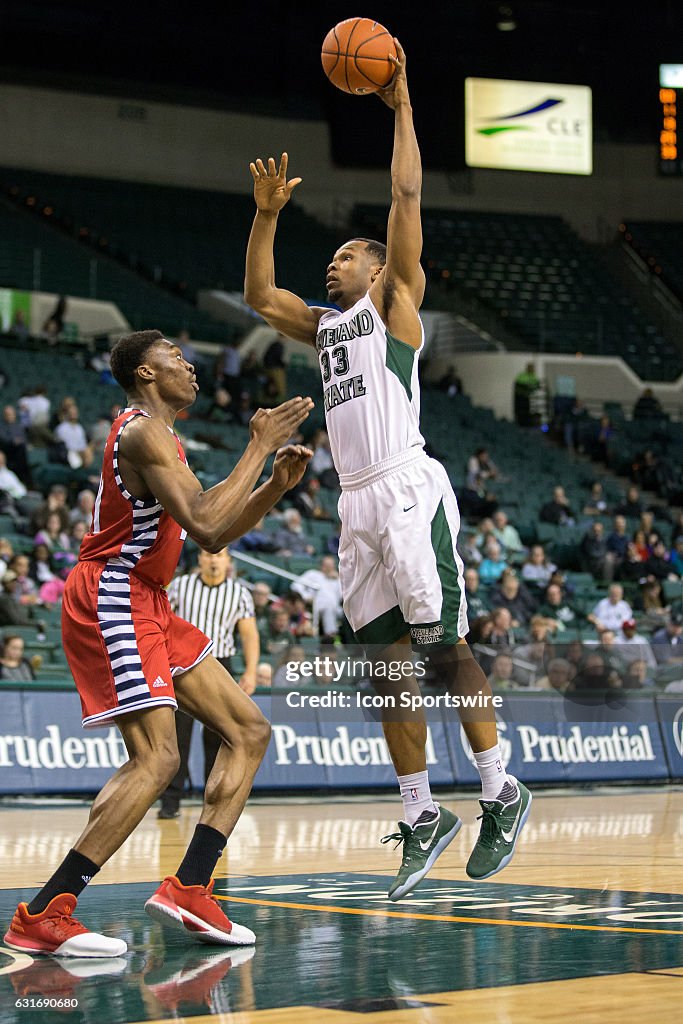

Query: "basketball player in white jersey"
left=245, top=41, right=531, bottom=898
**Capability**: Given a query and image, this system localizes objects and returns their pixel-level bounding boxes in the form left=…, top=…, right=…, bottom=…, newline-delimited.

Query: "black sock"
left=27, top=850, right=100, bottom=915
left=176, top=824, right=226, bottom=887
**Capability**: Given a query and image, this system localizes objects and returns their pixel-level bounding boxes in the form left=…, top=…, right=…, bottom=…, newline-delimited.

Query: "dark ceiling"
left=1, top=1, right=681, bottom=169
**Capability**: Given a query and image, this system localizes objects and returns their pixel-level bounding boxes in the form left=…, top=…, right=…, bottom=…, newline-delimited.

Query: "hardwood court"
left=0, top=788, right=681, bottom=1024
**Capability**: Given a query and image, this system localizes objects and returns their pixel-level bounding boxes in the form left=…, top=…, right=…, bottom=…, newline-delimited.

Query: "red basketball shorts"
left=62, top=561, right=213, bottom=729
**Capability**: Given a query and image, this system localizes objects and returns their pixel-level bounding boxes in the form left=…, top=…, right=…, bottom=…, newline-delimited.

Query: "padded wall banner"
left=0, top=689, right=675, bottom=793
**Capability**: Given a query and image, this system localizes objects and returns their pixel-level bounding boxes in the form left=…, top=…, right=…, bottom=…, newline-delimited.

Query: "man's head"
left=529, top=616, right=549, bottom=642
left=492, top=607, right=512, bottom=632
left=255, top=662, right=272, bottom=687
left=608, top=583, right=623, bottom=604
left=9, top=555, right=29, bottom=577
left=626, top=485, right=640, bottom=503
left=77, top=490, right=95, bottom=513
left=547, top=658, right=572, bottom=692
left=529, top=544, right=546, bottom=565
left=110, top=330, right=197, bottom=409
left=198, top=547, right=231, bottom=584
left=252, top=583, right=271, bottom=610
left=326, top=239, right=386, bottom=308
left=668, top=613, right=683, bottom=636
left=2, top=405, right=16, bottom=423
left=614, top=515, right=627, bottom=534
left=553, top=485, right=566, bottom=503
left=283, top=509, right=302, bottom=533
left=464, top=567, right=479, bottom=592
left=491, top=653, right=513, bottom=682
left=492, top=510, right=508, bottom=530
left=270, top=608, right=291, bottom=634
left=545, top=583, right=563, bottom=606
left=600, top=629, right=616, bottom=647
left=499, top=570, right=519, bottom=598
left=590, top=521, right=604, bottom=538
left=320, top=555, right=337, bottom=577
left=622, top=619, right=637, bottom=637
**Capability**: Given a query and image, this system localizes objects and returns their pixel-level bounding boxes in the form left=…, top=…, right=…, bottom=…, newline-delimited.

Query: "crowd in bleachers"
left=1, top=330, right=683, bottom=695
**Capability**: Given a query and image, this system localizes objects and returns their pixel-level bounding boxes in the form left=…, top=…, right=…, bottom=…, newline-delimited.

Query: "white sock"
left=397, top=770, right=437, bottom=826
left=472, top=745, right=516, bottom=802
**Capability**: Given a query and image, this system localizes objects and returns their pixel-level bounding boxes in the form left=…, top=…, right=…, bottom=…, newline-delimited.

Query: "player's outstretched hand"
left=271, top=444, right=314, bottom=491
left=377, top=39, right=409, bottom=109
left=250, top=153, right=302, bottom=213
left=249, top=397, right=314, bottom=453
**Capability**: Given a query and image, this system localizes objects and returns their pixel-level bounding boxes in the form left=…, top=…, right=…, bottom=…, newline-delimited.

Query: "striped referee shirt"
left=167, top=573, right=255, bottom=659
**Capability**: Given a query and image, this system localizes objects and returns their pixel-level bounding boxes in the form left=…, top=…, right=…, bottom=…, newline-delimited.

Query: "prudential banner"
left=465, top=77, right=593, bottom=174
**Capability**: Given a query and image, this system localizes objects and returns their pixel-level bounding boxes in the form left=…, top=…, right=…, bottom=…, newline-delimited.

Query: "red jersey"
left=79, top=408, right=188, bottom=587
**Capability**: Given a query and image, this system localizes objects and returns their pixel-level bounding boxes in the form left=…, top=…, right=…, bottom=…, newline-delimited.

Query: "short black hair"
left=350, top=237, right=387, bottom=267
left=110, top=330, right=165, bottom=392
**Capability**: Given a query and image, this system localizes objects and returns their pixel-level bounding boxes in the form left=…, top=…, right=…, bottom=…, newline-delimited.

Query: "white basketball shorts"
left=337, top=447, right=468, bottom=649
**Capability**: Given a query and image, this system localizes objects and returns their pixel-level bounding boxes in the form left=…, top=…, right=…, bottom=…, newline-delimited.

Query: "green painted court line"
left=214, top=894, right=683, bottom=937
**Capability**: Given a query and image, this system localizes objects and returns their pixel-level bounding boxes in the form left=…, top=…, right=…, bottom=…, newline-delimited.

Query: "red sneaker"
left=144, top=876, right=255, bottom=946
left=4, top=894, right=127, bottom=958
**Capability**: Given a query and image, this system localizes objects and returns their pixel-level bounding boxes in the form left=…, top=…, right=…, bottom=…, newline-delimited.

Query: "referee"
left=159, top=546, right=259, bottom=818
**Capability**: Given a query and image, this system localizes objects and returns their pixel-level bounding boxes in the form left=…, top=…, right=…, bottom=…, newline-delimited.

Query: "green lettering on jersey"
left=385, top=330, right=416, bottom=402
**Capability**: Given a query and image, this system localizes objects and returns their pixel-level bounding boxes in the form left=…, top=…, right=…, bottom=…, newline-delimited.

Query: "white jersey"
left=315, top=292, right=425, bottom=476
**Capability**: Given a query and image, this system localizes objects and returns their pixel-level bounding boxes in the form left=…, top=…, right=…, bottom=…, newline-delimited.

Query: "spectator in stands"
left=595, top=629, right=627, bottom=679
left=89, top=403, right=121, bottom=456
left=262, top=335, right=287, bottom=404
left=273, top=509, right=316, bottom=557
left=18, top=385, right=51, bottom=445
left=636, top=579, right=669, bottom=627
left=177, top=328, right=197, bottom=367
left=606, top=515, right=629, bottom=562
left=31, top=485, right=70, bottom=533
left=0, top=450, right=27, bottom=503
left=0, top=572, right=34, bottom=627
left=579, top=521, right=616, bottom=581
left=231, top=516, right=279, bottom=554
left=260, top=607, right=294, bottom=658
left=513, top=363, right=540, bottom=427
left=670, top=538, right=683, bottom=577
left=478, top=538, right=508, bottom=585
left=490, top=569, right=537, bottom=627
left=215, top=339, right=242, bottom=402
left=623, top=659, right=655, bottom=689
left=438, top=365, right=463, bottom=397
left=537, top=582, right=581, bottom=630
left=251, top=582, right=273, bottom=635
left=535, top=657, right=573, bottom=694
left=632, top=388, right=663, bottom=420
left=462, top=447, right=499, bottom=518
left=521, top=544, right=557, bottom=588
left=9, top=309, right=29, bottom=343
left=617, top=541, right=646, bottom=583
left=8, top=555, right=40, bottom=606
left=474, top=517, right=496, bottom=550
left=0, top=635, right=36, bottom=682
left=207, top=386, right=234, bottom=423
left=292, top=555, right=342, bottom=642
left=617, top=619, right=657, bottom=671
left=54, top=403, right=94, bottom=468
left=293, top=477, right=332, bottom=520
left=461, top=532, right=483, bottom=567
left=70, top=520, right=87, bottom=554
left=539, top=485, right=575, bottom=526
left=489, top=608, right=515, bottom=647
left=275, top=591, right=314, bottom=638
left=34, top=512, right=75, bottom=571
left=591, top=415, right=614, bottom=464
left=590, top=583, right=633, bottom=633
left=615, top=485, right=643, bottom=519
left=0, top=538, right=13, bottom=578
left=487, top=653, right=516, bottom=690
left=632, top=529, right=649, bottom=562
left=31, top=543, right=57, bottom=586
left=309, top=429, right=337, bottom=490
left=233, top=392, right=256, bottom=427
left=644, top=539, right=678, bottom=581
left=583, top=481, right=609, bottom=516
left=464, top=567, right=489, bottom=622
left=569, top=651, right=621, bottom=694
left=0, top=405, right=29, bottom=483
left=326, top=523, right=341, bottom=556
left=513, top=616, right=554, bottom=681
left=670, top=512, right=683, bottom=546
left=69, top=490, right=95, bottom=527
left=43, top=296, right=66, bottom=336
left=492, top=510, right=525, bottom=558
left=652, top=613, right=683, bottom=665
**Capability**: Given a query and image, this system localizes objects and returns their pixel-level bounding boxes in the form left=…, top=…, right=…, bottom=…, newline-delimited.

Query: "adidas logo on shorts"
left=151, top=676, right=167, bottom=689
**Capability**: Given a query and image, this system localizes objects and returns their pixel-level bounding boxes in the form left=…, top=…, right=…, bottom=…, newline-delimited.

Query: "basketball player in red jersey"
left=4, top=330, right=313, bottom=957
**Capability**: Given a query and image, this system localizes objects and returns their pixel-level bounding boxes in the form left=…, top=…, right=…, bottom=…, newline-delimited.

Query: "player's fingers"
left=394, top=38, right=405, bottom=63
left=249, top=162, right=259, bottom=181
left=267, top=156, right=277, bottom=176
left=279, top=152, right=288, bottom=178
left=288, top=177, right=303, bottom=192
left=273, top=396, right=310, bottom=414
left=256, top=158, right=267, bottom=176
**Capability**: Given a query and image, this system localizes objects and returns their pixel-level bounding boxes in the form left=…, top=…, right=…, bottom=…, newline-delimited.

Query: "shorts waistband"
left=339, top=447, right=426, bottom=491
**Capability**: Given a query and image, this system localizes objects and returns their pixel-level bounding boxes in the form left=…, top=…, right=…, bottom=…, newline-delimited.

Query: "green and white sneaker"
left=466, top=780, right=532, bottom=880
left=381, top=804, right=462, bottom=902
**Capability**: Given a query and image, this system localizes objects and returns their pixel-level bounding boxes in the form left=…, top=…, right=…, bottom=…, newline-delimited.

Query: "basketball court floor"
left=0, top=788, right=681, bottom=1024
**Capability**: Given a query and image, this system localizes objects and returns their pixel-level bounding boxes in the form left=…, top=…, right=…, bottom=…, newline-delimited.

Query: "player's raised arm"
left=374, top=41, right=426, bottom=313
left=244, top=153, right=327, bottom=345
left=120, top=397, right=313, bottom=551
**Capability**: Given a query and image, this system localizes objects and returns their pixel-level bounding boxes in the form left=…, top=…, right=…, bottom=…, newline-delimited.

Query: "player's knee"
left=138, top=741, right=181, bottom=790
left=243, top=710, right=271, bottom=758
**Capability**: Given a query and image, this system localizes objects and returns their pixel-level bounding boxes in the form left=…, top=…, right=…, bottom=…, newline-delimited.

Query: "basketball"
left=321, top=17, right=397, bottom=95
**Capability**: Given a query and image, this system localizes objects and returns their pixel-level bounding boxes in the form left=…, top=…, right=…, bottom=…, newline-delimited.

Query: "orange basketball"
left=321, top=17, right=397, bottom=95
